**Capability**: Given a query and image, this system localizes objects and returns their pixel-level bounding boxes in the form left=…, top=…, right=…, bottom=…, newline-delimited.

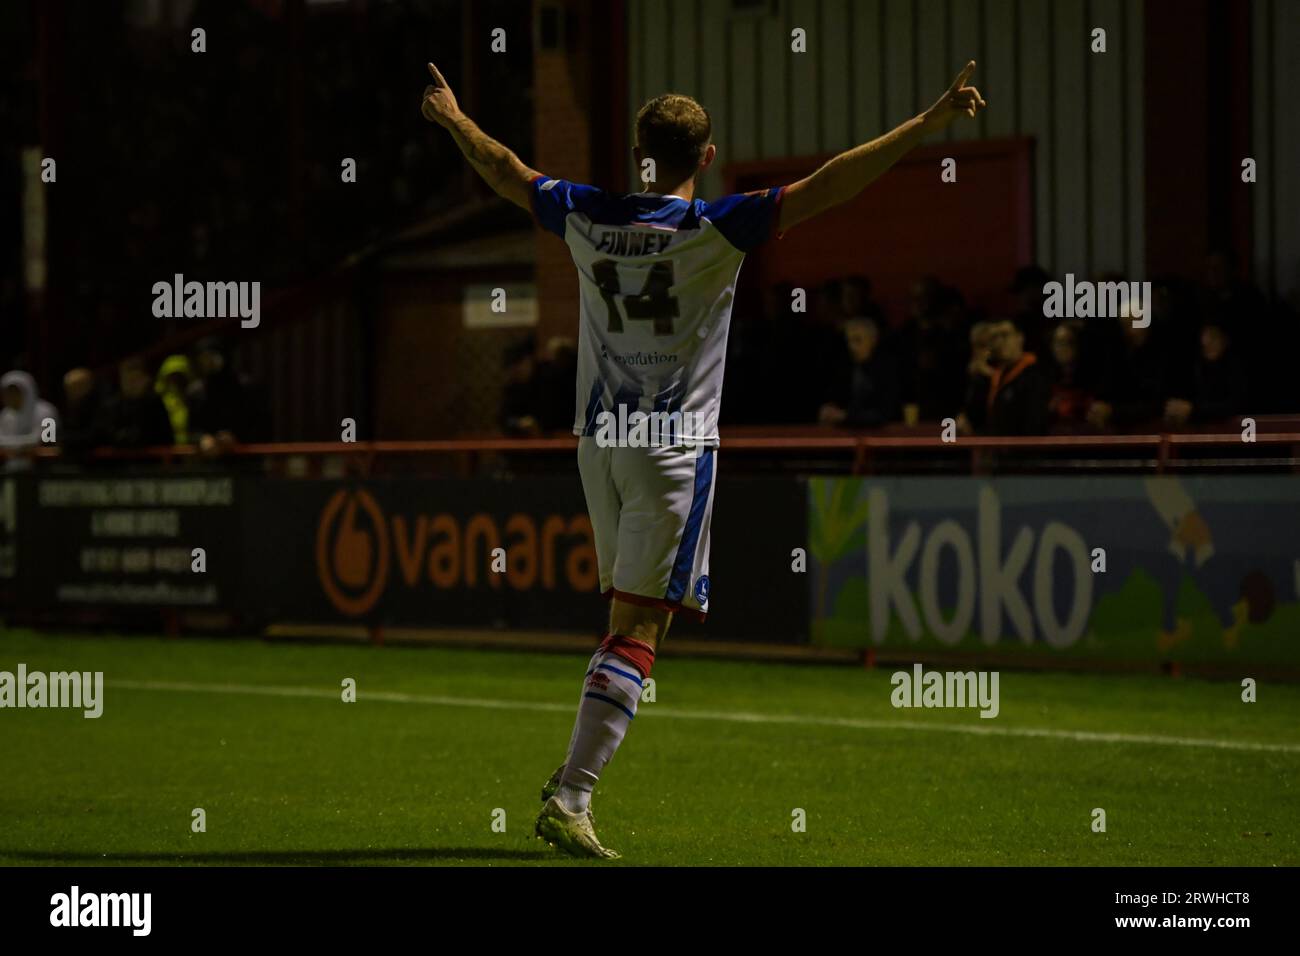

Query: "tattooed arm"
left=779, top=61, right=986, bottom=233
left=421, top=61, right=540, bottom=212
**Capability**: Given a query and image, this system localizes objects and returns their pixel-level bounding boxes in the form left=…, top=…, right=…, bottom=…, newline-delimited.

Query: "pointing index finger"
left=951, top=60, right=976, bottom=92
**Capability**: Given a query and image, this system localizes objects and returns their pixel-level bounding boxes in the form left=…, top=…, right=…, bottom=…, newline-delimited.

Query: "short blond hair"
left=635, top=93, right=711, bottom=183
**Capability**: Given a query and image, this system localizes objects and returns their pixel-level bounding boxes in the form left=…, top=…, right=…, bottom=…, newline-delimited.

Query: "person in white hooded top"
left=0, top=370, right=61, bottom=454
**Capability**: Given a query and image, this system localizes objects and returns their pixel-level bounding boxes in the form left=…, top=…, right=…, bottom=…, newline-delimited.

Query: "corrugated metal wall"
left=626, top=0, right=1145, bottom=278
left=1252, top=0, right=1300, bottom=300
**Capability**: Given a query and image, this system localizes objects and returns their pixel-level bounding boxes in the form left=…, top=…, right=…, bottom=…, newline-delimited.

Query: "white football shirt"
left=531, top=176, right=785, bottom=447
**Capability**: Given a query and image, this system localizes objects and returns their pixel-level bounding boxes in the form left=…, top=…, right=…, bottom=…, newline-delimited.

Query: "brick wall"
left=532, top=0, right=606, bottom=350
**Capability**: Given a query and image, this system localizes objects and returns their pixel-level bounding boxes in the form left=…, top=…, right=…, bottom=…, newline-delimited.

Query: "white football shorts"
left=577, top=437, right=716, bottom=620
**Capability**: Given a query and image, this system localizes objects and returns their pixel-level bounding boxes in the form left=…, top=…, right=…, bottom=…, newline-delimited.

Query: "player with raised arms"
left=422, top=59, right=986, bottom=859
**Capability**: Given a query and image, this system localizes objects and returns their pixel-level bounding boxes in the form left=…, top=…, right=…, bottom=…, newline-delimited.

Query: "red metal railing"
left=10, top=426, right=1300, bottom=475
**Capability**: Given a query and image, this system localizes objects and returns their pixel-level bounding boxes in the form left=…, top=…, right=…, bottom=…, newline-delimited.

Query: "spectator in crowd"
left=104, top=358, right=173, bottom=448
left=1267, top=292, right=1300, bottom=413
left=840, top=275, right=885, bottom=324
left=818, top=317, right=902, bottom=428
left=931, top=284, right=974, bottom=416
left=1046, top=321, right=1096, bottom=429
left=960, top=317, right=1049, bottom=435
left=816, top=278, right=845, bottom=328
left=187, top=337, right=268, bottom=453
left=1201, top=248, right=1266, bottom=334
left=1164, top=319, right=1249, bottom=427
left=500, top=338, right=541, bottom=436
left=722, top=283, right=775, bottom=425
left=1088, top=306, right=1176, bottom=430
left=533, top=336, right=578, bottom=433
left=1007, top=265, right=1052, bottom=356
left=891, top=276, right=941, bottom=372
left=154, top=354, right=195, bottom=445
left=58, top=367, right=110, bottom=460
left=807, top=278, right=854, bottom=411
left=955, top=320, right=994, bottom=436
left=1076, top=271, right=1129, bottom=388
left=893, top=276, right=968, bottom=420
left=733, top=281, right=826, bottom=424
left=965, top=321, right=995, bottom=385
left=1153, top=276, right=1204, bottom=376
left=1201, top=249, right=1275, bottom=410
left=738, top=280, right=848, bottom=425
left=0, top=369, right=59, bottom=453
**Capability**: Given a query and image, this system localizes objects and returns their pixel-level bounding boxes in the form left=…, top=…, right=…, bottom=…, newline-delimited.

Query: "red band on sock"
left=598, top=633, right=656, bottom=679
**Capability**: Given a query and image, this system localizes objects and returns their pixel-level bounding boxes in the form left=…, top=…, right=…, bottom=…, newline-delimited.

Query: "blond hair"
left=635, top=93, right=712, bottom=184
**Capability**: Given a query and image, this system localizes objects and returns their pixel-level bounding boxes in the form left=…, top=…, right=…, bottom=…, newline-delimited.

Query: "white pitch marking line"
left=112, top=679, right=1300, bottom=755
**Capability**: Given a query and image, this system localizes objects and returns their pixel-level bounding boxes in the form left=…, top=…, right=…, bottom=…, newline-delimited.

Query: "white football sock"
left=556, top=649, right=645, bottom=814
left=561, top=648, right=604, bottom=765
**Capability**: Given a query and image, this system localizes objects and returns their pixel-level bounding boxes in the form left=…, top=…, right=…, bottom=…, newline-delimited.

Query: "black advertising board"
left=0, top=475, right=33, bottom=611
left=4, top=471, right=809, bottom=643
left=16, top=474, right=244, bottom=610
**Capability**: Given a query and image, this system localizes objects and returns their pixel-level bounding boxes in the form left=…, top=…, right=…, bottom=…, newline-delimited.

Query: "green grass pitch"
left=1, top=629, right=1297, bottom=866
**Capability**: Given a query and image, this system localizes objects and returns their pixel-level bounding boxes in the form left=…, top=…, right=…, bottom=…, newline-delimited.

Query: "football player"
left=422, top=59, right=985, bottom=858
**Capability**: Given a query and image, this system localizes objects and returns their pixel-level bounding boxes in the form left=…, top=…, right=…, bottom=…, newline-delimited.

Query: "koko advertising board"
left=810, top=476, right=1300, bottom=669
left=246, top=476, right=807, bottom=640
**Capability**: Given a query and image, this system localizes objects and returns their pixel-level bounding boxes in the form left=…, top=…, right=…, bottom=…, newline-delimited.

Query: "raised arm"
left=421, top=62, right=540, bottom=212
left=778, top=61, right=986, bottom=234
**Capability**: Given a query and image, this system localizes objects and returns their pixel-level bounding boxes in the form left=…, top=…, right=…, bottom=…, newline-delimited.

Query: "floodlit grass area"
left=1, top=629, right=1297, bottom=866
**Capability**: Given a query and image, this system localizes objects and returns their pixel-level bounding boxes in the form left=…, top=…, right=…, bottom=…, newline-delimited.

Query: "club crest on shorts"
left=693, top=574, right=710, bottom=605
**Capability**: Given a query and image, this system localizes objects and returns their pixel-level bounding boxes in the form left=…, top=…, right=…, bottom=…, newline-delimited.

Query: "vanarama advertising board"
left=809, top=476, right=1300, bottom=671
left=249, top=478, right=598, bottom=628
left=246, top=476, right=807, bottom=640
